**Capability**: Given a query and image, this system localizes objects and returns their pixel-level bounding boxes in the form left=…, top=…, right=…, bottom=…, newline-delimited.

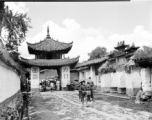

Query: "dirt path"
left=29, top=91, right=152, bottom=120
left=29, top=92, right=60, bottom=120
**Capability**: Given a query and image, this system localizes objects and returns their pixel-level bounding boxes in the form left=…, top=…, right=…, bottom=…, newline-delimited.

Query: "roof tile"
left=76, top=57, right=108, bottom=68
left=20, top=57, right=79, bottom=67
left=27, top=37, right=73, bottom=53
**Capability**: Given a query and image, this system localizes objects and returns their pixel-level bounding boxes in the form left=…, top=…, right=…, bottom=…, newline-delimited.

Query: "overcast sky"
left=5, top=1, right=152, bottom=62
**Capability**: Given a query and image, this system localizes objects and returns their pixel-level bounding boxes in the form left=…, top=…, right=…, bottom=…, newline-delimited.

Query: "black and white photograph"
left=0, top=0, right=152, bottom=120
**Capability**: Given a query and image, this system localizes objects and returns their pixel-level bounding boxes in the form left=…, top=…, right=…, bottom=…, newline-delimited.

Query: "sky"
left=4, top=1, right=152, bottom=62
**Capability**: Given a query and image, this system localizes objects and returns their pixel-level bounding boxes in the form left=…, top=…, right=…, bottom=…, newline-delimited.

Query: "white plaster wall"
left=61, top=66, right=70, bottom=87
left=100, top=74, right=111, bottom=87
left=31, top=67, right=40, bottom=89
left=79, top=72, right=83, bottom=82
left=110, top=73, right=118, bottom=87
left=96, top=75, right=100, bottom=87
left=140, top=68, right=152, bottom=91
left=0, top=61, right=20, bottom=103
left=131, top=70, right=142, bottom=88
left=125, top=72, right=133, bottom=95
left=85, top=70, right=90, bottom=79
left=117, top=71, right=126, bottom=88
left=125, top=73, right=132, bottom=88
left=90, top=66, right=96, bottom=86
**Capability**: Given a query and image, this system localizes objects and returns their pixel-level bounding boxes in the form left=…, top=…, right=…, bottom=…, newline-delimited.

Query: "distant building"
left=20, top=26, right=79, bottom=91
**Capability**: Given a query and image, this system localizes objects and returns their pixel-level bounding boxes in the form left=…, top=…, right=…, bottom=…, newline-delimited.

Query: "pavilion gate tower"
left=20, top=26, right=79, bottom=91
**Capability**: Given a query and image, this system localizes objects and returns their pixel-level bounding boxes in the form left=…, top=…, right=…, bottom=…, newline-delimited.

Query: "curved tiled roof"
left=124, top=46, right=140, bottom=52
left=27, top=37, right=73, bottom=54
left=77, top=66, right=89, bottom=71
left=20, top=57, right=79, bottom=67
left=114, top=41, right=129, bottom=50
left=76, top=57, right=108, bottom=68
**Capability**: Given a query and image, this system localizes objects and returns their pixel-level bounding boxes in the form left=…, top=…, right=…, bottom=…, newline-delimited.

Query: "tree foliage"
left=88, top=47, right=107, bottom=60
left=0, top=3, right=31, bottom=52
left=134, top=46, right=152, bottom=59
left=109, top=50, right=119, bottom=56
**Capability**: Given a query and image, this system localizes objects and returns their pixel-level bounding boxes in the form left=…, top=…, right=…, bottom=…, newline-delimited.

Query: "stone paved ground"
left=29, top=91, right=152, bottom=120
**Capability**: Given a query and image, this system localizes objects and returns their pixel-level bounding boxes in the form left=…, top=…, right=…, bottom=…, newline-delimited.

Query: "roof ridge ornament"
left=46, top=25, right=51, bottom=39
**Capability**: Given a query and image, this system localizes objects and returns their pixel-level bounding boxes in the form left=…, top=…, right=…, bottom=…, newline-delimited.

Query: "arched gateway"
left=20, top=26, right=79, bottom=91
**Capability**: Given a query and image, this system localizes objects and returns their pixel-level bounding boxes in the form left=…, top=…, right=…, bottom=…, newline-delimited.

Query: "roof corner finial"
left=47, top=25, right=50, bottom=39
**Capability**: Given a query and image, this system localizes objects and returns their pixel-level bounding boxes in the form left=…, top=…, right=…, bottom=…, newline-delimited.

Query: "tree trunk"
left=0, top=1, right=4, bottom=36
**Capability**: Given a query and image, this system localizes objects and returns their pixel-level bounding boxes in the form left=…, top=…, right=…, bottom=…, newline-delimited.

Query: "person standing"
left=78, top=81, right=82, bottom=101
left=80, top=81, right=86, bottom=107
left=50, top=82, right=54, bottom=92
left=89, top=77, right=94, bottom=101
left=86, top=82, right=91, bottom=102
left=56, top=80, right=60, bottom=91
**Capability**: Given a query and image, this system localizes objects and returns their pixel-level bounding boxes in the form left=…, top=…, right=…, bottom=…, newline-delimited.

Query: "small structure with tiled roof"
left=20, top=26, right=79, bottom=90
left=27, top=26, right=73, bottom=59
left=75, top=57, right=107, bottom=89
left=114, top=41, right=129, bottom=52
left=124, top=43, right=139, bottom=53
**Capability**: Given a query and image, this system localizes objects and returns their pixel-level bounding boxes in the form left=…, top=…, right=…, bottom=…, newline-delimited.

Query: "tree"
left=134, top=46, right=152, bottom=59
left=0, top=2, right=4, bottom=34
left=0, top=2, right=31, bottom=53
left=88, top=47, right=107, bottom=60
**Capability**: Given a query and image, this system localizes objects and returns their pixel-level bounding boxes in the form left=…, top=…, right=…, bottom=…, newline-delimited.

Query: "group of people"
left=39, top=76, right=60, bottom=92
left=78, top=77, right=95, bottom=107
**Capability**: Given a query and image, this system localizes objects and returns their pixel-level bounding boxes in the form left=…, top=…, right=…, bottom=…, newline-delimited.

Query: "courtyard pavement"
left=29, top=91, right=152, bottom=120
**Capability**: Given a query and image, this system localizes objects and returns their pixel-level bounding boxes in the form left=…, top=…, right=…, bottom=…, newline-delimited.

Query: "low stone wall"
left=0, top=90, right=24, bottom=120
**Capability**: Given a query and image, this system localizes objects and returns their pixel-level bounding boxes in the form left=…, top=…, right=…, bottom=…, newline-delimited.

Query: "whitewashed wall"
left=85, top=70, right=90, bottom=79
left=140, top=68, right=152, bottom=92
left=100, top=73, right=111, bottom=92
left=79, top=71, right=83, bottom=82
left=125, top=73, right=133, bottom=95
left=90, top=66, right=97, bottom=86
left=98, top=67, right=152, bottom=95
left=96, top=75, right=101, bottom=89
left=132, top=70, right=142, bottom=89
left=0, top=60, right=20, bottom=103
left=61, top=66, right=70, bottom=87
left=110, top=73, right=118, bottom=87
left=117, top=71, right=126, bottom=88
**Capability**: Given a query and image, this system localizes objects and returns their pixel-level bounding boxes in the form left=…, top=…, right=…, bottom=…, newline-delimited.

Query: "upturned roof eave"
left=19, top=57, right=79, bottom=67
left=76, top=57, right=108, bottom=68
left=114, top=44, right=129, bottom=50
left=27, top=44, right=72, bottom=54
left=124, top=46, right=140, bottom=52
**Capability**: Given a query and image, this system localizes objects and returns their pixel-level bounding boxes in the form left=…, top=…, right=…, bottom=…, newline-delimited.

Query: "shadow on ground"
left=94, top=94, right=152, bottom=113
left=29, top=92, right=60, bottom=120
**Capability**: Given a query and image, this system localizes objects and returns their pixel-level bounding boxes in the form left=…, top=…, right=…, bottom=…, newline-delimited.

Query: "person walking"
left=80, top=81, right=87, bottom=107
left=89, top=78, right=94, bottom=101
left=78, top=81, right=82, bottom=101
left=86, top=82, right=91, bottom=106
